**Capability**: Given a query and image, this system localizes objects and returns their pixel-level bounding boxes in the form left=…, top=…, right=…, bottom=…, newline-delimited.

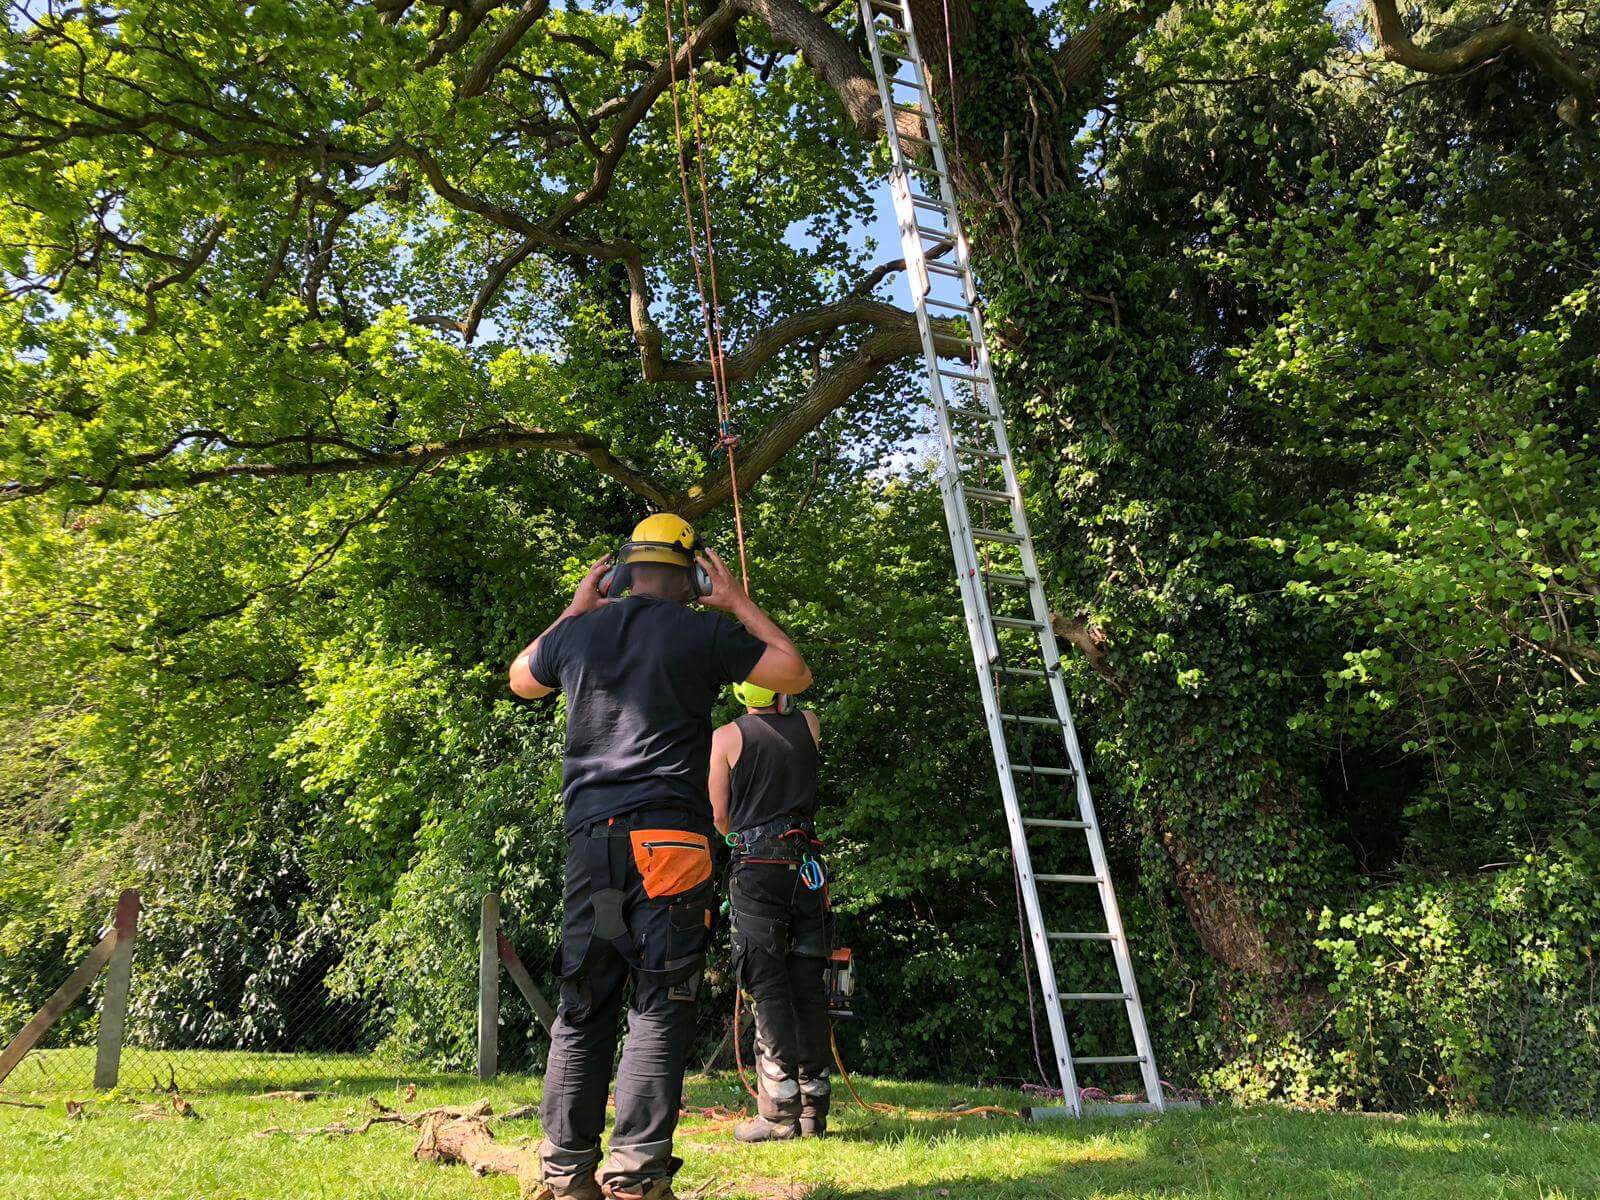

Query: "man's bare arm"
left=698, top=547, right=812, bottom=695
left=508, top=554, right=612, bottom=699
left=803, top=708, right=821, bottom=748
left=708, top=723, right=741, bottom=836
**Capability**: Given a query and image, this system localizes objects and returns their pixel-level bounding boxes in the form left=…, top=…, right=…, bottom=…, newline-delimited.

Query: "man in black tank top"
left=708, top=683, right=829, bottom=1142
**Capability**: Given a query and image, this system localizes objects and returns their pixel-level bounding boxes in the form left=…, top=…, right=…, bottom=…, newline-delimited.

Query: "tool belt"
left=726, top=815, right=819, bottom=863
left=560, top=808, right=713, bottom=994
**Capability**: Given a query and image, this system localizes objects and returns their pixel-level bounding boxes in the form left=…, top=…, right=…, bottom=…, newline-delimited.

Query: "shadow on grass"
left=701, top=1107, right=1600, bottom=1200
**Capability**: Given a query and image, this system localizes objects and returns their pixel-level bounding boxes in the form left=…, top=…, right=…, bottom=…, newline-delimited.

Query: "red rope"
left=732, top=988, right=759, bottom=1101
left=661, top=0, right=751, bottom=591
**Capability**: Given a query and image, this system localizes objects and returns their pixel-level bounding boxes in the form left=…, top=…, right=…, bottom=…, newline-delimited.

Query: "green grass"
left=3, top=1061, right=1599, bottom=1199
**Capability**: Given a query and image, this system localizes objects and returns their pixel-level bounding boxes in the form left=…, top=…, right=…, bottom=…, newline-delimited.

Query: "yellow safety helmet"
left=621, top=513, right=700, bottom=567
left=599, top=513, right=711, bottom=599
left=732, top=680, right=792, bottom=714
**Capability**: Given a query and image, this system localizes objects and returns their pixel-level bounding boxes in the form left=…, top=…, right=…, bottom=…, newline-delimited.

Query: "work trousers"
left=538, top=809, right=715, bottom=1198
left=729, top=855, right=832, bottom=1126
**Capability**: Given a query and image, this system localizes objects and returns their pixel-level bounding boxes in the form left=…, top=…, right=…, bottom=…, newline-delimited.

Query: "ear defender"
left=597, top=560, right=628, bottom=597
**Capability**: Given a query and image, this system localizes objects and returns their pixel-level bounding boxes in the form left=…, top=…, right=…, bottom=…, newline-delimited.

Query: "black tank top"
left=728, top=711, right=819, bottom=833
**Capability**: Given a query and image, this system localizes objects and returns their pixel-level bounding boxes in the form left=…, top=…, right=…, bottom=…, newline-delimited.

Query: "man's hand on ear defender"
left=567, top=554, right=613, bottom=616
left=697, top=546, right=748, bottom=613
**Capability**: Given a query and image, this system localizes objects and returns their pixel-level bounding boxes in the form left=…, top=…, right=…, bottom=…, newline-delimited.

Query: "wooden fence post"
left=93, top=889, right=141, bottom=1089
left=0, top=891, right=129, bottom=1088
left=497, top=930, right=557, bottom=1035
left=478, top=893, right=500, bottom=1082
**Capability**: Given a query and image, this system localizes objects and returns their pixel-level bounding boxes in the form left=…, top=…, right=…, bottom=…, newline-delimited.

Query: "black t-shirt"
left=528, top=595, right=767, bottom=833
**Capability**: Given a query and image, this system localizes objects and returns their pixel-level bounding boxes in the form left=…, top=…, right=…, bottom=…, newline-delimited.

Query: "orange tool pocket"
left=630, top=830, right=712, bottom=899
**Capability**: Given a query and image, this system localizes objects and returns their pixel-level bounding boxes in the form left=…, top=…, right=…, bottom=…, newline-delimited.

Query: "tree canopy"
left=3, top=0, right=1598, bottom=1112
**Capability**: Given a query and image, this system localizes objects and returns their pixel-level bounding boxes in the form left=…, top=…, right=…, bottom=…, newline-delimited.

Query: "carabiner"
left=799, top=855, right=825, bottom=892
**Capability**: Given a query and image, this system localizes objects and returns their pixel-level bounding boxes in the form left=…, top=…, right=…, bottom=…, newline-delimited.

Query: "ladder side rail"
left=893, top=12, right=975, bottom=307
left=1049, top=662, right=1166, bottom=1108
left=864, top=3, right=1001, bottom=666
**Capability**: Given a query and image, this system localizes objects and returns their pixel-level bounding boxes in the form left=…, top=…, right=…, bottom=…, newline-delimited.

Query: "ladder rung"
left=1013, top=764, right=1075, bottom=777
left=1036, top=874, right=1101, bottom=885
left=1046, top=930, right=1114, bottom=940
left=1073, top=1055, right=1146, bottom=1065
left=965, top=487, right=1015, bottom=505
left=896, top=131, right=934, bottom=146
left=973, top=527, right=1024, bottom=545
left=914, top=222, right=954, bottom=240
left=939, top=366, right=983, bottom=382
left=1061, top=992, right=1131, bottom=1001
left=1026, top=818, right=1092, bottom=831
left=889, top=75, right=923, bottom=88
left=946, top=405, right=995, bottom=422
left=955, top=445, right=1006, bottom=460
left=892, top=102, right=928, bottom=116
left=924, top=295, right=972, bottom=312
left=925, top=260, right=965, bottom=277
left=867, top=0, right=905, bottom=12
left=982, top=572, right=1032, bottom=589
left=910, top=194, right=950, bottom=212
left=1000, top=713, right=1061, bottom=725
left=995, top=666, right=1049, bottom=679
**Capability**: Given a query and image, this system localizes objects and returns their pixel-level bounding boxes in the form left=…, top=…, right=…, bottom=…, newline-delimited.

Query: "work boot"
left=599, top=1180, right=677, bottom=1200
left=527, top=1178, right=602, bottom=1200
left=798, top=1069, right=830, bottom=1139
left=733, top=1115, right=801, bottom=1143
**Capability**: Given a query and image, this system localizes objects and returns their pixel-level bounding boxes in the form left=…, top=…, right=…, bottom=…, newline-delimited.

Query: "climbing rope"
left=661, top=0, right=751, bottom=590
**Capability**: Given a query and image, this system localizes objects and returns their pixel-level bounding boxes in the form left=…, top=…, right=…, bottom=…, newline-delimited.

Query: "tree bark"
left=412, top=1114, right=542, bottom=1196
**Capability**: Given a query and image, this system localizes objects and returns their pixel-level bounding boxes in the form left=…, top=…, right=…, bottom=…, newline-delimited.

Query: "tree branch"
left=730, top=0, right=883, bottom=136
left=1051, top=612, right=1131, bottom=696
left=646, top=297, right=926, bottom=384
left=459, top=0, right=552, bottom=98
left=1367, top=0, right=1597, bottom=126
left=3, top=425, right=675, bottom=510
left=1054, top=0, right=1176, bottom=93
left=670, top=312, right=969, bottom=517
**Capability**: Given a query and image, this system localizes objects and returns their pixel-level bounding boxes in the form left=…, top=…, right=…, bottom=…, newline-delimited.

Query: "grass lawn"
left=3, top=1064, right=1599, bottom=1199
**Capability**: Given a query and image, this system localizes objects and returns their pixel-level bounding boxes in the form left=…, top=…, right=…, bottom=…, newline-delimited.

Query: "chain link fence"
left=0, top=889, right=410, bottom=1096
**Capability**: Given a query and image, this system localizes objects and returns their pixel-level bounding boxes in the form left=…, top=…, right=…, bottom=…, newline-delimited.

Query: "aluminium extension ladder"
left=858, top=0, right=1165, bottom=1118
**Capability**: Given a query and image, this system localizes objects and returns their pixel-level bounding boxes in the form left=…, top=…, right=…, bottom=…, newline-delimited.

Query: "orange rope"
left=661, top=0, right=751, bottom=590
left=732, top=989, right=759, bottom=1101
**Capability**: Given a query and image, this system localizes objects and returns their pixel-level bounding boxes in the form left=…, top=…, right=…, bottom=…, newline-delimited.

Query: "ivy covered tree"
left=2, top=0, right=1597, bottom=1109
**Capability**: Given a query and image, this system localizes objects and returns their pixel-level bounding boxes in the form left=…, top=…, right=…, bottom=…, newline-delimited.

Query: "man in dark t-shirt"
left=509, top=513, right=811, bottom=1200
